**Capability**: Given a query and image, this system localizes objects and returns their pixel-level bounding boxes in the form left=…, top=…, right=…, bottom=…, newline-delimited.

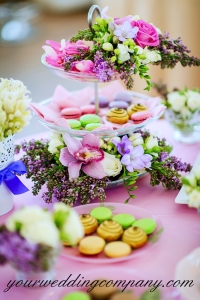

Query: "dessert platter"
left=62, top=203, right=163, bottom=264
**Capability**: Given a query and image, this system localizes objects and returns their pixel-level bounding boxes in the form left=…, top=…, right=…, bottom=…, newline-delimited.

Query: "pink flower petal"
left=68, top=161, right=83, bottom=179
left=42, top=46, right=58, bottom=59
left=82, top=134, right=100, bottom=148
left=53, top=118, right=71, bottom=128
left=59, top=147, right=75, bottom=166
left=82, top=161, right=106, bottom=179
left=73, top=60, right=94, bottom=73
left=62, top=134, right=82, bottom=155
left=46, top=40, right=62, bottom=51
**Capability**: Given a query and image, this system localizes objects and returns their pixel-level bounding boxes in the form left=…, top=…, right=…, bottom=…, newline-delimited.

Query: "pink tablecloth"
left=0, top=120, right=200, bottom=299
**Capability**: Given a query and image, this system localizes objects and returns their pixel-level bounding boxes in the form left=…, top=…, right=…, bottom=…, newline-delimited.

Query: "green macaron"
left=112, top=213, right=135, bottom=229
left=133, top=218, right=157, bottom=234
left=85, top=123, right=103, bottom=131
left=62, top=291, right=91, bottom=300
left=90, top=207, right=112, bottom=223
left=67, top=119, right=82, bottom=130
left=80, top=114, right=101, bottom=127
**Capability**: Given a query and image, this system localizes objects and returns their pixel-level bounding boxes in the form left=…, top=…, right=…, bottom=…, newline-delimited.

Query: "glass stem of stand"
left=94, top=81, right=99, bottom=115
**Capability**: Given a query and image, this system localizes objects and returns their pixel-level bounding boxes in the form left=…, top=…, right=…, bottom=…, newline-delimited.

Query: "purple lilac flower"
left=112, top=135, right=133, bottom=155
left=121, top=145, right=152, bottom=172
left=114, top=21, right=139, bottom=42
left=93, top=51, right=114, bottom=82
left=0, top=227, right=38, bottom=272
left=160, top=152, right=169, bottom=162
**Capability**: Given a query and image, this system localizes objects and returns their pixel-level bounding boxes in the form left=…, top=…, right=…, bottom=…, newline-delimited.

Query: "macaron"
left=133, top=218, right=157, bottom=234
left=89, top=279, right=117, bottom=299
left=90, top=207, right=112, bottom=223
left=90, top=95, right=109, bottom=108
left=127, top=104, right=148, bottom=117
left=66, top=119, right=82, bottom=130
left=61, top=107, right=82, bottom=119
left=104, top=241, right=132, bottom=258
left=80, top=105, right=96, bottom=115
left=85, top=123, right=103, bottom=131
left=112, top=214, right=135, bottom=229
left=80, top=114, right=101, bottom=127
left=110, top=292, right=139, bottom=300
left=113, top=92, right=132, bottom=104
left=106, top=108, right=129, bottom=124
left=62, top=291, right=91, bottom=300
left=131, top=111, right=152, bottom=124
left=109, top=101, right=129, bottom=109
left=78, top=236, right=106, bottom=255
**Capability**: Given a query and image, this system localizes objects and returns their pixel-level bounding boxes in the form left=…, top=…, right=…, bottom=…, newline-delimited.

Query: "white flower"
left=180, top=106, right=191, bottom=119
left=135, top=46, right=143, bottom=55
left=185, top=173, right=196, bottom=187
left=133, top=15, right=141, bottom=21
left=146, top=135, right=158, bottom=149
left=101, top=152, right=122, bottom=177
left=140, top=47, right=161, bottom=64
left=167, top=91, right=186, bottom=112
left=188, top=190, right=200, bottom=209
left=6, top=206, right=53, bottom=231
left=102, top=42, right=113, bottom=51
left=187, top=93, right=200, bottom=111
left=21, top=220, right=60, bottom=248
left=193, top=166, right=200, bottom=178
left=129, top=133, right=144, bottom=146
left=117, top=44, right=134, bottom=62
left=108, top=136, right=121, bottom=144
left=53, top=203, right=84, bottom=246
left=62, top=210, right=84, bottom=246
left=48, top=132, right=64, bottom=154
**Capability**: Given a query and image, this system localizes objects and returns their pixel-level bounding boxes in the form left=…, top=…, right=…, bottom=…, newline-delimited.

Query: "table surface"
left=0, top=120, right=200, bottom=300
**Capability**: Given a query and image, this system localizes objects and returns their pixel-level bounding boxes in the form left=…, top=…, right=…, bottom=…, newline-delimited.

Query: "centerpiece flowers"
left=15, top=131, right=192, bottom=204
left=42, top=6, right=200, bottom=90
left=182, top=166, right=200, bottom=212
left=0, top=203, right=84, bottom=281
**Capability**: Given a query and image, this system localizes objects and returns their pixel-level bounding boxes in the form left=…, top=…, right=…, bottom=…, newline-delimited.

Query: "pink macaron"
left=131, top=111, right=152, bottom=124
left=61, top=107, right=82, bottom=119
left=80, top=104, right=96, bottom=115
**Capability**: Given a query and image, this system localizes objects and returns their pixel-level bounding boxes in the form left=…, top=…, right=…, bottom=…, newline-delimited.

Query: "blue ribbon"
left=0, top=161, right=29, bottom=195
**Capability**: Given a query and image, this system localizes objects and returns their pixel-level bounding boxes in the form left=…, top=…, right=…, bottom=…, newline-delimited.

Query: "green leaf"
left=128, top=186, right=138, bottom=191
left=140, top=288, right=161, bottom=300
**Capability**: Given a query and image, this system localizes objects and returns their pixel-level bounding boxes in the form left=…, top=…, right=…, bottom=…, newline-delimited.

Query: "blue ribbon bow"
left=0, top=161, right=29, bottom=195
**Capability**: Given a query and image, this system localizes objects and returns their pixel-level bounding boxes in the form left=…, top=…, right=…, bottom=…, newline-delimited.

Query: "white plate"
left=175, top=153, right=200, bottom=204
left=61, top=202, right=164, bottom=264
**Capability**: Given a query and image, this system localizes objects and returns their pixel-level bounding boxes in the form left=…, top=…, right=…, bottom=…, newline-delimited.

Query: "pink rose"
left=131, top=20, right=159, bottom=48
left=71, top=60, right=94, bottom=73
left=114, top=15, right=134, bottom=25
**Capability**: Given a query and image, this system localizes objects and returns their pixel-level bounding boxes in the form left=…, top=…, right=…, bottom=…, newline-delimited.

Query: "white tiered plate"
left=61, top=202, right=164, bottom=264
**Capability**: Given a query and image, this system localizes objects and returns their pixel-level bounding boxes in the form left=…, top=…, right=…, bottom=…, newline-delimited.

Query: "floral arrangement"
left=0, top=78, right=32, bottom=141
left=0, top=204, right=84, bottom=273
left=154, top=82, right=200, bottom=133
left=15, top=131, right=192, bottom=205
left=182, top=166, right=200, bottom=210
left=42, top=6, right=200, bottom=90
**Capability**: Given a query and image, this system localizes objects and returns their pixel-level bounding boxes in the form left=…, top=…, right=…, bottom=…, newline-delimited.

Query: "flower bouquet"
left=0, top=78, right=32, bottom=215
left=0, top=203, right=84, bottom=281
left=42, top=6, right=200, bottom=90
left=16, top=131, right=192, bottom=205
left=182, top=166, right=200, bottom=212
left=154, top=82, right=200, bottom=143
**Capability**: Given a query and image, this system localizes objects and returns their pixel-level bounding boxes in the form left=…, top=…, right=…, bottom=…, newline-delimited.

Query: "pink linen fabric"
left=0, top=120, right=199, bottom=299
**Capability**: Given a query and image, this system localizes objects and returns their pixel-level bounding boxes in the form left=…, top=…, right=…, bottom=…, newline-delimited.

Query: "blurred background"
left=0, top=0, right=200, bottom=137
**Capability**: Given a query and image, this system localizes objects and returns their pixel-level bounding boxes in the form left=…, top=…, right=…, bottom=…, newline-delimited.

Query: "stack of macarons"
left=63, top=206, right=157, bottom=259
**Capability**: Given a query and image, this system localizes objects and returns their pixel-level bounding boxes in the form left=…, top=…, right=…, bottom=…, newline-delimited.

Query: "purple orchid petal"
left=126, top=164, right=134, bottom=173
left=59, top=148, right=75, bottom=166
left=82, top=161, right=106, bottom=179
left=130, top=145, right=144, bottom=157
left=68, top=161, right=83, bottom=179
left=141, top=154, right=152, bottom=168
left=82, top=134, right=100, bottom=148
left=131, top=157, right=145, bottom=170
left=121, top=153, right=131, bottom=165
left=114, top=21, right=138, bottom=42
left=62, top=134, right=82, bottom=155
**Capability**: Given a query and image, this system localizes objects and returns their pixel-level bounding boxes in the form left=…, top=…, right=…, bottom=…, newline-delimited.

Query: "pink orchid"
left=64, top=40, right=88, bottom=55
left=42, top=45, right=63, bottom=67
left=71, top=60, right=94, bottom=73
left=59, top=134, right=106, bottom=180
left=114, top=15, right=135, bottom=25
